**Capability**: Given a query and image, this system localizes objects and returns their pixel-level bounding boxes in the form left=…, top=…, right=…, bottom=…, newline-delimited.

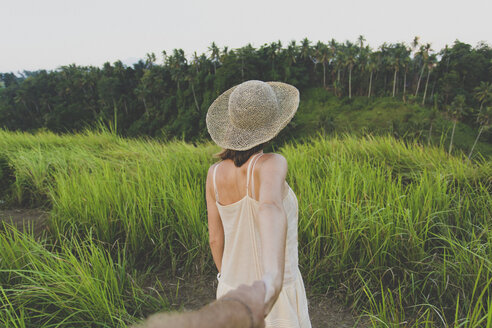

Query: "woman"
left=205, top=80, right=311, bottom=328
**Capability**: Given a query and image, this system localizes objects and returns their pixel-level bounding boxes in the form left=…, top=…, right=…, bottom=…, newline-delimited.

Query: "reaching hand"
left=220, top=280, right=267, bottom=328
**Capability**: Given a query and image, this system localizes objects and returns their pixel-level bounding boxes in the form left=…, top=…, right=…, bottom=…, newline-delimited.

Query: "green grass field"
left=0, top=128, right=491, bottom=327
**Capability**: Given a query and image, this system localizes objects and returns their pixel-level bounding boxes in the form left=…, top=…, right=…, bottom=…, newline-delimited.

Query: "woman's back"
left=213, top=152, right=311, bottom=328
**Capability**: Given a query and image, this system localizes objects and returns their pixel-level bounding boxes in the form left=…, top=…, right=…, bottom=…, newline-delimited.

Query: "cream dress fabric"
left=213, top=153, right=311, bottom=328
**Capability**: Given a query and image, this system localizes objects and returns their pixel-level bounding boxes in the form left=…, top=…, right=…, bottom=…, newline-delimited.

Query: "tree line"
left=0, top=37, right=491, bottom=143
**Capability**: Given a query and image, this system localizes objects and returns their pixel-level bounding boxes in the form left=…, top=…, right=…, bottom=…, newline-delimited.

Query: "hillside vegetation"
left=1, top=38, right=491, bottom=158
left=0, top=129, right=490, bottom=327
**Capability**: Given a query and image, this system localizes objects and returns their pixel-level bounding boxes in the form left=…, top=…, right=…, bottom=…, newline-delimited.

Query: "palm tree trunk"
left=449, top=120, right=457, bottom=153
left=241, top=58, right=244, bottom=81
left=142, top=98, right=148, bottom=114
left=368, top=71, right=373, bottom=98
left=392, top=69, right=397, bottom=97
left=468, top=125, right=484, bottom=159
left=349, top=66, right=352, bottom=99
left=422, top=69, right=431, bottom=105
left=415, top=65, right=425, bottom=96
left=191, top=82, right=200, bottom=113
left=323, top=62, right=326, bottom=88
left=403, top=71, right=407, bottom=102
left=428, top=121, right=433, bottom=145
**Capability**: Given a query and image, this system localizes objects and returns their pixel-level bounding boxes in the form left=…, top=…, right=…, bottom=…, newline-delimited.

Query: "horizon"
left=2, top=0, right=491, bottom=73
left=4, top=37, right=491, bottom=77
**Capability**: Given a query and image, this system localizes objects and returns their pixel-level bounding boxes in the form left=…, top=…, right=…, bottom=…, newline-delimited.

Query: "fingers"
left=261, top=274, right=276, bottom=316
left=220, top=281, right=266, bottom=328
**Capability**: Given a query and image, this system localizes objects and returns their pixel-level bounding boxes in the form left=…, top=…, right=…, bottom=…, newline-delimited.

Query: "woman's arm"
left=206, top=164, right=224, bottom=273
left=256, top=154, right=288, bottom=316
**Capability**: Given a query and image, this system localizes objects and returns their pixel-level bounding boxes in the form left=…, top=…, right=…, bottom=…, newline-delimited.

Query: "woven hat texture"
left=206, top=80, right=299, bottom=151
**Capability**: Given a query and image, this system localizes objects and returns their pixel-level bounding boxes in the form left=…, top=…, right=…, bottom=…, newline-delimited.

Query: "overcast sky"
left=1, top=0, right=491, bottom=73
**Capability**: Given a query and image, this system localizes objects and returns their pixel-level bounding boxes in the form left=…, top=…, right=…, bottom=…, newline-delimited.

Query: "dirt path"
left=0, top=207, right=50, bottom=236
left=0, top=208, right=370, bottom=327
left=165, top=274, right=370, bottom=327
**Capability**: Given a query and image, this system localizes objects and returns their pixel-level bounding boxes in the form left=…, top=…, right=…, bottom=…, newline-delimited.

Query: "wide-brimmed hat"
left=206, top=80, right=299, bottom=151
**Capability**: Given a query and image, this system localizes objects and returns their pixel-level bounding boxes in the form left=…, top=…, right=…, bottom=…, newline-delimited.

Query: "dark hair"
left=215, top=142, right=268, bottom=167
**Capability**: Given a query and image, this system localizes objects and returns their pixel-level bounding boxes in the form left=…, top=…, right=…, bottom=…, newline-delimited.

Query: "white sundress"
left=213, top=153, right=311, bottom=328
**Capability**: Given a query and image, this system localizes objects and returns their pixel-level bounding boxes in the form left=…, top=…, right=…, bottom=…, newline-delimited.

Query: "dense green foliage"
left=0, top=129, right=490, bottom=327
left=1, top=38, right=491, bottom=147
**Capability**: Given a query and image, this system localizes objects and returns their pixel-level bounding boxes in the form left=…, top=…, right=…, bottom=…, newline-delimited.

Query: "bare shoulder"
left=260, top=153, right=287, bottom=167
left=207, top=162, right=219, bottom=176
left=258, top=153, right=288, bottom=178
left=206, top=162, right=221, bottom=186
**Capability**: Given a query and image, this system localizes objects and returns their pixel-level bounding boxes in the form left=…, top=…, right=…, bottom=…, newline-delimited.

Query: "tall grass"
left=0, top=128, right=490, bottom=326
left=0, top=223, right=169, bottom=327
left=283, top=135, right=491, bottom=326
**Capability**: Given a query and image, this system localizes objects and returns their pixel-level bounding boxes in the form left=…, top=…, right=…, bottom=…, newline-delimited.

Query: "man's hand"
left=220, top=280, right=267, bottom=328
left=133, top=281, right=267, bottom=328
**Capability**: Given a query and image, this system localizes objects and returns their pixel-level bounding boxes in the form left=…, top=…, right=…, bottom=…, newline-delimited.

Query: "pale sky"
left=1, top=0, right=491, bottom=73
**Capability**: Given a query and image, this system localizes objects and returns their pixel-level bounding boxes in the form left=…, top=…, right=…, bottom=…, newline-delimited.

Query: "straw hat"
left=206, top=80, right=299, bottom=151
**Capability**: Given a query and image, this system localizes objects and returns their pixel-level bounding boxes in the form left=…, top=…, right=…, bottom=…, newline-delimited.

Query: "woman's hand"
left=261, top=273, right=277, bottom=315
left=256, top=154, right=288, bottom=316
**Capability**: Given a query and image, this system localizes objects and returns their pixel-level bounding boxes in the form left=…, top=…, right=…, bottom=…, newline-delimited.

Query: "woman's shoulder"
left=259, top=153, right=287, bottom=167
left=256, top=153, right=288, bottom=178
left=206, top=161, right=222, bottom=183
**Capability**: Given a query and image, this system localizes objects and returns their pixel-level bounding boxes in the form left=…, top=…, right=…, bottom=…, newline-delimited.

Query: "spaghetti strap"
left=246, top=153, right=261, bottom=196
left=250, top=153, right=264, bottom=199
left=213, top=163, right=220, bottom=202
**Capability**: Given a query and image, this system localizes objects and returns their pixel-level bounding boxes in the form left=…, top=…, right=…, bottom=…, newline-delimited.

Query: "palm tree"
left=357, top=46, right=369, bottom=96
left=220, top=46, right=229, bottom=63
left=145, top=52, right=156, bottom=68
left=415, top=43, right=431, bottom=97
left=237, top=43, right=255, bottom=81
left=344, top=41, right=357, bottom=99
left=161, top=50, right=167, bottom=65
left=192, top=51, right=200, bottom=74
left=330, top=39, right=342, bottom=85
left=300, top=38, right=311, bottom=62
left=187, top=57, right=201, bottom=113
left=284, top=41, right=298, bottom=82
left=366, top=54, right=378, bottom=98
left=448, top=95, right=465, bottom=153
left=267, top=41, right=281, bottom=79
left=422, top=54, right=437, bottom=105
left=208, top=42, right=220, bottom=74
left=357, top=35, right=366, bottom=54
left=315, top=42, right=331, bottom=88
left=185, top=72, right=200, bottom=113
left=473, top=81, right=492, bottom=115
left=411, top=36, right=420, bottom=54
left=286, top=40, right=298, bottom=65
left=389, top=46, right=402, bottom=98
left=399, top=45, right=411, bottom=102
left=168, top=49, right=187, bottom=91
left=468, top=106, right=491, bottom=159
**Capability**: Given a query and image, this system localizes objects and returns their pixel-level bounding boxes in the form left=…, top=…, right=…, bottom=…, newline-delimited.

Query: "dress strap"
left=213, top=163, right=220, bottom=202
left=246, top=153, right=262, bottom=196
left=250, top=153, right=264, bottom=199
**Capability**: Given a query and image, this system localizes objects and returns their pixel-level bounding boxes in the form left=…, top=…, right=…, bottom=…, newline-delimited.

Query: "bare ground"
left=164, top=274, right=370, bottom=328
left=0, top=207, right=50, bottom=236
left=0, top=208, right=370, bottom=328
